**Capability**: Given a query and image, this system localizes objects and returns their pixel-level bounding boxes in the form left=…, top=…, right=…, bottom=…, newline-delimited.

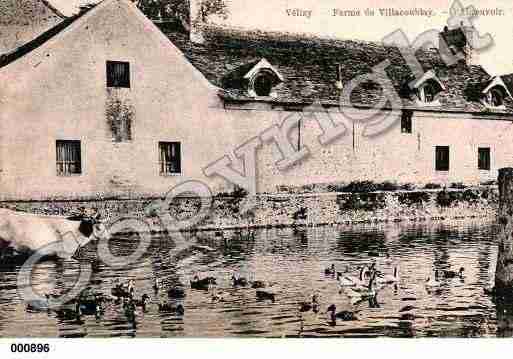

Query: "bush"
left=462, top=189, right=479, bottom=203
left=398, top=191, right=430, bottom=205
left=337, top=193, right=385, bottom=211
left=342, top=181, right=377, bottom=193
left=400, top=183, right=416, bottom=191
left=450, top=182, right=467, bottom=190
left=376, top=181, right=399, bottom=192
left=424, top=183, right=442, bottom=190
left=436, top=190, right=453, bottom=207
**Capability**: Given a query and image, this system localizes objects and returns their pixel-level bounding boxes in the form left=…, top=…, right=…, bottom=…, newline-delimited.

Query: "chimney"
left=438, top=24, right=478, bottom=67
left=190, top=0, right=205, bottom=44
left=461, top=24, right=479, bottom=66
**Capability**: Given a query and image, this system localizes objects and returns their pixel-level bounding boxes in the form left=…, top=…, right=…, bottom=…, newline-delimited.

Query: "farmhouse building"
left=1, top=0, right=513, bottom=201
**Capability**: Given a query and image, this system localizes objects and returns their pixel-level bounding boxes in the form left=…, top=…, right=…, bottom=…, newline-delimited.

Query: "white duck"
left=376, top=267, right=399, bottom=285
left=343, top=271, right=379, bottom=302
left=337, top=266, right=369, bottom=287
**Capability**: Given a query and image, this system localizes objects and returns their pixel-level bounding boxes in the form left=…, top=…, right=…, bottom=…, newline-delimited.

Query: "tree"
left=134, top=0, right=229, bottom=30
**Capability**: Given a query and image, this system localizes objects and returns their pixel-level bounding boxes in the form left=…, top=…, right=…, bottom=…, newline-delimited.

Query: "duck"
left=251, top=280, right=266, bottom=289
left=256, top=290, right=275, bottom=303
left=168, top=286, right=186, bottom=299
left=54, top=301, right=82, bottom=321
left=426, top=271, right=441, bottom=287
left=343, top=271, right=379, bottom=302
left=324, top=264, right=336, bottom=276
left=190, top=276, right=216, bottom=291
left=123, top=299, right=137, bottom=322
left=376, top=267, right=399, bottom=285
left=111, top=280, right=134, bottom=299
left=299, top=294, right=320, bottom=313
left=133, top=294, right=150, bottom=312
left=78, top=298, right=103, bottom=316
left=231, top=274, right=248, bottom=287
left=158, top=302, right=185, bottom=316
left=337, top=266, right=370, bottom=287
left=211, top=288, right=227, bottom=302
left=326, top=304, right=358, bottom=324
left=442, top=267, right=465, bottom=279
left=364, top=263, right=377, bottom=279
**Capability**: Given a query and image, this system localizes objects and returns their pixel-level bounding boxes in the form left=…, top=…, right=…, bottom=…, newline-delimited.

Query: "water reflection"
left=0, top=219, right=505, bottom=337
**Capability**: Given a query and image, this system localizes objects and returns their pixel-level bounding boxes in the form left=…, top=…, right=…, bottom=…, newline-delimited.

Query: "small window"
left=401, top=110, right=413, bottom=134
left=486, top=88, right=504, bottom=107
left=106, top=61, right=130, bottom=88
left=253, top=74, right=273, bottom=96
left=56, top=140, right=81, bottom=175
left=435, top=146, right=450, bottom=171
left=420, top=82, right=438, bottom=103
left=478, top=147, right=491, bottom=170
left=159, top=142, right=181, bottom=175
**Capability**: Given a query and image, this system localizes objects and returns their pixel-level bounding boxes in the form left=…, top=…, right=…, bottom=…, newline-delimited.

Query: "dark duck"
left=299, top=294, right=320, bottom=313
left=324, top=264, right=336, bottom=276
left=123, top=299, right=137, bottom=322
left=231, top=274, right=248, bottom=287
left=326, top=304, right=358, bottom=324
left=256, top=290, right=275, bottom=303
left=158, top=302, right=185, bottom=316
left=251, top=280, right=266, bottom=289
left=190, top=276, right=216, bottom=291
left=77, top=288, right=106, bottom=316
left=111, top=280, right=135, bottom=299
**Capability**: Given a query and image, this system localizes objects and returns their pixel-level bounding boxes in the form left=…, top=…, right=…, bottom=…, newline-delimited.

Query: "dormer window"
left=419, top=82, right=438, bottom=103
left=486, top=88, right=504, bottom=107
left=410, top=70, right=445, bottom=106
left=481, top=77, right=512, bottom=109
left=253, top=73, right=274, bottom=97
left=221, top=58, right=284, bottom=99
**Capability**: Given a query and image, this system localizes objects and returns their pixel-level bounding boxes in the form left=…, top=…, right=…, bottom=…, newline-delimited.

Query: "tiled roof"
left=161, top=24, right=513, bottom=115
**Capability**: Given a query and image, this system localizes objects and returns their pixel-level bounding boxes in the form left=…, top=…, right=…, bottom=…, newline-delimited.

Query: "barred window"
left=106, top=61, right=130, bottom=88
left=159, top=142, right=181, bottom=175
left=56, top=140, right=82, bottom=175
left=478, top=147, right=491, bottom=170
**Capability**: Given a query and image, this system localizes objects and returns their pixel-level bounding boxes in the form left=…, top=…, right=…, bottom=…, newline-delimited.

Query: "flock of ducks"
left=25, top=260, right=467, bottom=327
left=26, top=273, right=278, bottom=323
left=314, top=261, right=466, bottom=324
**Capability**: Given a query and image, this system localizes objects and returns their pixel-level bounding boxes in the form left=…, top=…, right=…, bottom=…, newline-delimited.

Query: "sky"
left=213, top=0, right=513, bottom=76
left=50, top=0, right=513, bottom=76
left=48, top=0, right=102, bottom=17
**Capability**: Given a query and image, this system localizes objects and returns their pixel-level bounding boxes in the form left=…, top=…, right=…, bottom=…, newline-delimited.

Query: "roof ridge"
left=201, top=24, right=439, bottom=53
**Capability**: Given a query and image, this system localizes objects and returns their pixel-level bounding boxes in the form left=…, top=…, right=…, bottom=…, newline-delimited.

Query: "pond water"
left=0, top=219, right=508, bottom=338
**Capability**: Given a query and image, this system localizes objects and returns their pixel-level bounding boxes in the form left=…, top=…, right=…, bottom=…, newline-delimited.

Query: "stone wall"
left=0, top=186, right=498, bottom=232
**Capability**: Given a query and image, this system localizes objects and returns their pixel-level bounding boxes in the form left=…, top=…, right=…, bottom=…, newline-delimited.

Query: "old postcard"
left=1, top=0, right=513, bottom=353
